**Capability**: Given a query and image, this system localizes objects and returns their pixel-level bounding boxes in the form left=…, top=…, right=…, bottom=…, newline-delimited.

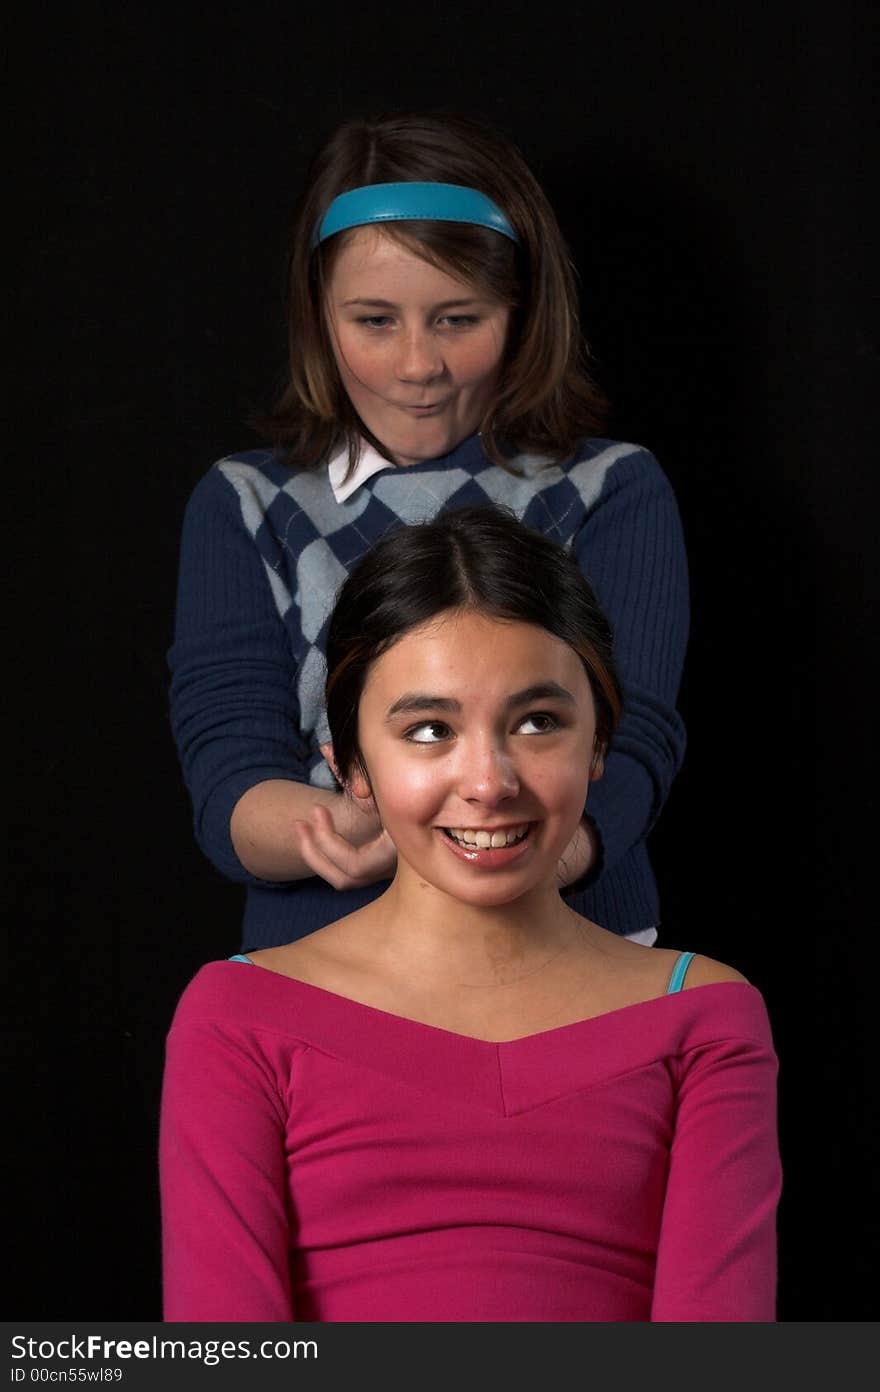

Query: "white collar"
left=327, top=440, right=393, bottom=503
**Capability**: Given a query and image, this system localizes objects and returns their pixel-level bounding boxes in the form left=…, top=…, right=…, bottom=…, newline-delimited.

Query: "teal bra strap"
left=228, top=953, right=253, bottom=964
left=666, top=951, right=696, bottom=994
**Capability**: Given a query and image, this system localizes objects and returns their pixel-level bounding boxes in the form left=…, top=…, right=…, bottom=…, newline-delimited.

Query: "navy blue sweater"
left=169, top=434, right=688, bottom=949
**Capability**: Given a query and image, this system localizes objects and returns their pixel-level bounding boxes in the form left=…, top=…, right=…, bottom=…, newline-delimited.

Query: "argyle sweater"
left=169, top=433, right=689, bottom=949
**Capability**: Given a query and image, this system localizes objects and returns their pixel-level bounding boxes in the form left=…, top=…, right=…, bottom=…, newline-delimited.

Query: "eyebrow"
left=385, top=682, right=577, bottom=721
left=340, top=297, right=482, bottom=310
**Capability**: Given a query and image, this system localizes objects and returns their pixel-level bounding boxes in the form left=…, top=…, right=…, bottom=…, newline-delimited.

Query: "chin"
left=425, top=862, right=550, bottom=909
left=383, top=422, right=470, bottom=464
left=394, top=437, right=455, bottom=464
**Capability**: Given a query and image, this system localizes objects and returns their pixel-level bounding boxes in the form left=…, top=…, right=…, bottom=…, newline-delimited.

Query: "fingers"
left=291, top=808, right=354, bottom=889
left=336, top=790, right=381, bottom=846
left=555, top=818, right=596, bottom=889
left=292, top=805, right=397, bottom=890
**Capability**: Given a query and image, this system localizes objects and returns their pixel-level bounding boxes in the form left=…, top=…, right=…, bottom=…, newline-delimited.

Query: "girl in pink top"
left=160, top=507, right=780, bottom=1322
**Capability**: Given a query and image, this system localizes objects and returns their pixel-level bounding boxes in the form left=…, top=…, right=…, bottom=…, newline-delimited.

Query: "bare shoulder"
left=245, top=909, right=374, bottom=987
left=246, top=935, right=332, bottom=981
left=567, top=927, right=750, bottom=997
left=680, top=953, right=750, bottom=989
left=242, top=943, right=298, bottom=976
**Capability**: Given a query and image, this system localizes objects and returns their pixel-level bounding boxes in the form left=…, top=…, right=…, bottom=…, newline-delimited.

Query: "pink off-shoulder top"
left=160, top=958, right=780, bottom=1322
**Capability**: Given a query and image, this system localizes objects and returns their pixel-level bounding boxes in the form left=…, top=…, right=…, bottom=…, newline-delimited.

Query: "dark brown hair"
left=325, top=506, right=622, bottom=786
left=264, top=112, right=608, bottom=474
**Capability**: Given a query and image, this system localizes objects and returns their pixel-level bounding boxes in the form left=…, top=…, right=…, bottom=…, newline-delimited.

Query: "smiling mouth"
left=442, top=824, right=531, bottom=849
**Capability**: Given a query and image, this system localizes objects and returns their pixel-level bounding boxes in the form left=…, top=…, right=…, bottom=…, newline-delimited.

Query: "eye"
left=438, top=314, right=480, bottom=329
left=516, top=711, right=559, bottom=735
left=404, top=721, right=453, bottom=744
left=356, top=315, right=394, bottom=328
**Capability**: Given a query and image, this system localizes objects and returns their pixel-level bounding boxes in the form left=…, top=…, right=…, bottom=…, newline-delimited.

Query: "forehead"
left=361, top=611, right=591, bottom=703
left=326, top=227, right=478, bottom=302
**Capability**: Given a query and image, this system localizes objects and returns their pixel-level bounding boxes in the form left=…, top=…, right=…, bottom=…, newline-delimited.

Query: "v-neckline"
left=227, top=956, right=753, bottom=1047
left=197, top=963, right=765, bottom=1118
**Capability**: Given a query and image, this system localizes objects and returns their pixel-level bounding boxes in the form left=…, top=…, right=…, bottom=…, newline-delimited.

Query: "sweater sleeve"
left=168, top=464, right=313, bottom=884
left=650, top=1012, right=781, bottom=1321
left=160, top=1000, right=295, bottom=1322
left=571, top=450, right=689, bottom=876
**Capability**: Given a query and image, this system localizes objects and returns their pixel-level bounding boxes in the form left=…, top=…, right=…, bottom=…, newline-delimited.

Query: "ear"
left=319, top=741, right=341, bottom=784
left=347, top=763, right=374, bottom=803
left=589, top=744, right=605, bottom=780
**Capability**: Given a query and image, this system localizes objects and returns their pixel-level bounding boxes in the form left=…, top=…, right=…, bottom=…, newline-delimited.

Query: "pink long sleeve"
left=160, top=964, right=779, bottom=1322
left=650, top=1029, right=781, bottom=1321
left=160, top=1010, right=296, bottom=1321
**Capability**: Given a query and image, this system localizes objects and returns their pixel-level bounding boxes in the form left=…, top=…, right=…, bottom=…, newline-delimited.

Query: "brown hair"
left=325, top=506, right=622, bottom=787
left=263, top=112, right=608, bottom=474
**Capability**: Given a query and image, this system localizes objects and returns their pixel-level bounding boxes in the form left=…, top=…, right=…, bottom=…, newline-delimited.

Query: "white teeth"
left=447, top=824, right=528, bottom=849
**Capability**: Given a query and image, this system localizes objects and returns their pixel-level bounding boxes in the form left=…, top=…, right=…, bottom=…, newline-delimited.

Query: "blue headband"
left=312, top=182, right=520, bottom=248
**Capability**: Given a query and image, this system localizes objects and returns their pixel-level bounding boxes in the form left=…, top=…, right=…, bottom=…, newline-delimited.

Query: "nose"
left=458, top=739, right=520, bottom=806
left=395, top=326, right=444, bottom=384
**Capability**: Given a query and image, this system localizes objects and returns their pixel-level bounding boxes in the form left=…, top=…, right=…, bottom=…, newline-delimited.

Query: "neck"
left=360, top=865, right=586, bottom=989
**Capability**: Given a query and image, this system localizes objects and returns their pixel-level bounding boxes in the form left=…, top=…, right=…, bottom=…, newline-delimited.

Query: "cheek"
left=369, top=752, right=444, bottom=823
left=456, top=337, right=505, bottom=385
left=331, top=327, right=386, bottom=391
left=334, top=338, right=373, bottom=388
left=526, top=746, right=593, bottom=814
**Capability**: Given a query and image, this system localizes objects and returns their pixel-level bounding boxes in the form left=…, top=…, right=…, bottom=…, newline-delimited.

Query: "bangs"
left=320, top=220, right=521, bottom=312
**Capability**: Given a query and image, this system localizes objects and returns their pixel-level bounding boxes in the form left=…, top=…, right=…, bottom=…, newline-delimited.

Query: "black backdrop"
left=8, top=3, right=875, bottom=1320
